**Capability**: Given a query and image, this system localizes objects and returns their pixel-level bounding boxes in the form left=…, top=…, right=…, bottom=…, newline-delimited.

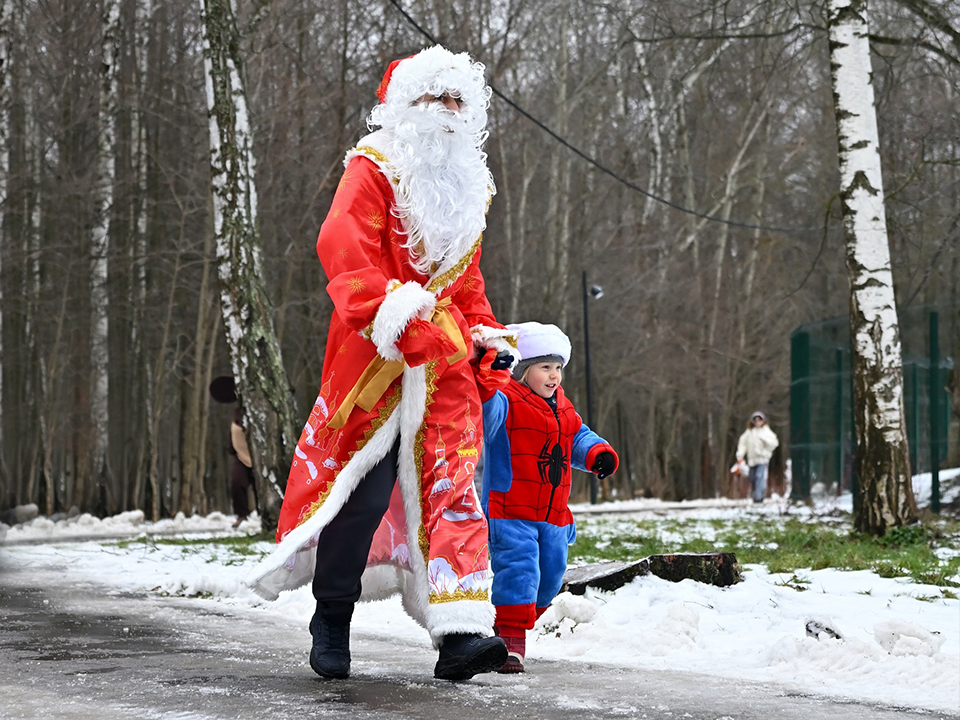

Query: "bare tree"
left=0, top=0, right=12, bottom=490
left=199, top=0, right=297, bottom=532
left=0, top=0, right=955, bottom=519
left=90, top=0, right=121, bottom=505
left=827, top=0, right=917, bottom=533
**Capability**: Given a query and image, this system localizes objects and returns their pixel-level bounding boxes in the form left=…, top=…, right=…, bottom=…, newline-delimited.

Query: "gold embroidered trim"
left=429, top=588, right=490, bottom=604
left=364, top=384, right=403, bottom=442
left=301, top=485, right=335, bottom=525
left=418, top=524, right=429, bottom=567
left=416, top=361, right=440, bottom=564
left=349, top=145, right=398, bottom=184
left=334, top=382, right=402, bottom=481
left=427, top=234, right=482, bottom=294
left=353, top=145, right=390, bottom=165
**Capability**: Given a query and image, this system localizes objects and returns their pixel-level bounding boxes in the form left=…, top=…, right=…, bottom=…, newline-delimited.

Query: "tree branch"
left=890, top=0, right=960, bottom=55
left=870, top=33, right=960, bottom=66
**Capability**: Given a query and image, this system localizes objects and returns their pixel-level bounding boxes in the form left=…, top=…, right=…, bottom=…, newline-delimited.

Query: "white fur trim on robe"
left=471, top=324, right=519, bottom=367
left=246, top=362, right=496, bottom=647
left=343, top=129, right=394, bottom=172
left=371, top=280, right=437, bottom=361
left=246, top=408, right=402, bottom=602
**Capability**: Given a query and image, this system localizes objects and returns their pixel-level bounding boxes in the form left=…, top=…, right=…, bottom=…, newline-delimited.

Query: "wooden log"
left=561, top=552, right=742, bottom=595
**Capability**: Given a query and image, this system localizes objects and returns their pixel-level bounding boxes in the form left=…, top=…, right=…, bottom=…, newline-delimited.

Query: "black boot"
left=434, top=634, right=508, bottom=681
left=309, top=605, right=353, bottom=679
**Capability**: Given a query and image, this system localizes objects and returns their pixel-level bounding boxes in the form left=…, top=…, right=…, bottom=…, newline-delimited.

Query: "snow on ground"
left=1, top=473, right=958, bottom=714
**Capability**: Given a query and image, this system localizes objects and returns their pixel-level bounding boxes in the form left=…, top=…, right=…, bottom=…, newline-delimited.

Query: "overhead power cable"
left=386, top=0, right=821, bottom=235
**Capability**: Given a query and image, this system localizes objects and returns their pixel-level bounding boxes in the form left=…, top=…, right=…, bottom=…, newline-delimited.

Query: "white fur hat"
left=374, top=45, right=490, bottom=111
left=507, top=322, right=571, bottom=367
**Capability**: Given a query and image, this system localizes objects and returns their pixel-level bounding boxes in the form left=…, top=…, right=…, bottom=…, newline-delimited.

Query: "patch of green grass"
left=571, top=515, right=960, bottom=590
left=571, top=518, right=717, bottom=562
left=773, top=572, right=811, bottom=592
left=111, top=533, right=271, bottom=561
left=149, top=534, right=268, bottom=551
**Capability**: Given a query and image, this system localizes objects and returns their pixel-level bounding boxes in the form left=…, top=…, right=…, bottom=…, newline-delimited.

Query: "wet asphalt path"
left=1, top=552, right=956, bottom=720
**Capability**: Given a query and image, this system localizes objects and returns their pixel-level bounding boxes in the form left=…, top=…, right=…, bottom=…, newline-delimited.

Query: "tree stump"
left=561, top=552, right=742, bottom=595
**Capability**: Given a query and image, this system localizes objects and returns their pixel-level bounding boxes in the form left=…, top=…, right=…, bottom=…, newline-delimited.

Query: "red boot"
left=497, top=632, right=525, bottom=674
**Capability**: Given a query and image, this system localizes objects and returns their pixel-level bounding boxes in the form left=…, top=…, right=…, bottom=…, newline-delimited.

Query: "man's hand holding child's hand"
left=471, top=348, right=513, bottom=401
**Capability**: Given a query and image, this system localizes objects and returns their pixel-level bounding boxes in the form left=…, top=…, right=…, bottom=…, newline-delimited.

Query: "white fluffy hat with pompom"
left=507, top=322, right=571, bottom=379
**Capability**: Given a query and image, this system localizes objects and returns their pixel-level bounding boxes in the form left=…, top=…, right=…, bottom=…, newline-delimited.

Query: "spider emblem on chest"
left=537, top=439, right=567, bottom=489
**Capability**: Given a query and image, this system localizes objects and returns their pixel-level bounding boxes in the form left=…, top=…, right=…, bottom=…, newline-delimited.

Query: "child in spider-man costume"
left=476, top=321, right=618, bottom=673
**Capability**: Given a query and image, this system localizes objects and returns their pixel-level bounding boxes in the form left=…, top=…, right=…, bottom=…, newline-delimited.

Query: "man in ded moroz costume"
left=248, top=46, right=517, bottom=681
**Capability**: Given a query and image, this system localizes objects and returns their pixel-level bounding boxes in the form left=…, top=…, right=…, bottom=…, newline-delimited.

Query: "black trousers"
left=312, top=441, right=399, bottom=611
left=230, top=459, right=257, bottom=519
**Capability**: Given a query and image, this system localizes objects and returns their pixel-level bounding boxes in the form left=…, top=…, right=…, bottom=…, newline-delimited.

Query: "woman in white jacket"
left=736, top=412, right=779, bottom=503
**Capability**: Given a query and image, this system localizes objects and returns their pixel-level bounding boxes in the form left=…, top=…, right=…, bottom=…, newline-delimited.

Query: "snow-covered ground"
left=1, top=472, right=958, bottom=715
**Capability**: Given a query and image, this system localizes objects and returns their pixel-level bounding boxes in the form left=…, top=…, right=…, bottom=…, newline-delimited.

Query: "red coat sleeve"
left=317, top=157, right=393, bottom=333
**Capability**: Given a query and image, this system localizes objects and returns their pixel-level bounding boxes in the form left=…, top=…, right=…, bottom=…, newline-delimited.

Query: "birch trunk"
left=128, top=0, right=151, bottom=513
left=0, top=0, right=11, bottom=481
left=25, top=96, right=45, bottom=510
left=504, top=136, right=534, bottom=323
left=91, top=0, right=120, bottom=500
left=827, top=0, right=917, bottom=534
left=635, top=43, right=662, bottom=225
left=200, top=0, right=297, bottom=533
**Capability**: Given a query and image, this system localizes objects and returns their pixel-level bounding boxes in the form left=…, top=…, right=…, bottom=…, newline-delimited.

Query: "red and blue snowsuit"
left=480, top=379, right=617, bottom=637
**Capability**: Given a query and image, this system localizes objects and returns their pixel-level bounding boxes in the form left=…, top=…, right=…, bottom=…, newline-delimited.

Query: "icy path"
left=1, top=551, right=956, bottom=720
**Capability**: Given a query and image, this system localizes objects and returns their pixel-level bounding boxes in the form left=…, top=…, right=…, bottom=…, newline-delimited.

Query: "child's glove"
left=471, top=348, right=513, bottom=401
left=591, top=451, right=618, bottom=479
left=490, top=351, right=515, bottom=371
left=395, top=318, right=459, bottom=367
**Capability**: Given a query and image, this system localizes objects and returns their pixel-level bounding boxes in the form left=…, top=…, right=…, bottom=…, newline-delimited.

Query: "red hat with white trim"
left=376, top=56, right=413, bottom=103
left=373, top=45, right=489, bottom=111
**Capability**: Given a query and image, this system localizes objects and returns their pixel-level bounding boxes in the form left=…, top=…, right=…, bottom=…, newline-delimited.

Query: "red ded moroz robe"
left=248, top=129, right=512, bottom=644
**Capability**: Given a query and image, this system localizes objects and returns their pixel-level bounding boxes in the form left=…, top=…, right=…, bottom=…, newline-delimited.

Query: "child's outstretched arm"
left=571, top=423, right=619, bottom=478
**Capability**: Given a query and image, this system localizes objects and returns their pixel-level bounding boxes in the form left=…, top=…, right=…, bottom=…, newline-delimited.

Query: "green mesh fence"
left=790, top=307, right=953, bottom=505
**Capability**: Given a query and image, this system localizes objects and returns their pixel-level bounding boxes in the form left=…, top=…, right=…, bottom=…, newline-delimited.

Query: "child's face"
left=524, top=361, right=563, bottom=398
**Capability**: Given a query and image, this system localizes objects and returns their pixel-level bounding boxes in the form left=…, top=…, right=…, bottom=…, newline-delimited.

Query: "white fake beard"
left=388, top=103, right=494, bottom=275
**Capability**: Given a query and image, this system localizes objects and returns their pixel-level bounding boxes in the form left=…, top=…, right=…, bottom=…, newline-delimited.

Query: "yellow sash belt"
left=328, top=297, right=467, bottom=429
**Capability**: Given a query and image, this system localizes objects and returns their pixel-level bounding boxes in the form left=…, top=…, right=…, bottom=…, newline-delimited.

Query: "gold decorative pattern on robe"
left=301, top=384, right=402, bottom=524
left=429, top=587, right=490, bottom=604
left=416, top=361, right=440, bottom=566
left=347, top=276, right=366, bottom=293
left=351, top=146, right=398, bottom=184
left=329, top=300, right=464, bottom=430
left=367, top=210, right=385, bottom=231
left=301, top=485, right=336, bottom=526
left=427, top=235, right=482, bottom=294
left=353, top=145, right=390, bottom=166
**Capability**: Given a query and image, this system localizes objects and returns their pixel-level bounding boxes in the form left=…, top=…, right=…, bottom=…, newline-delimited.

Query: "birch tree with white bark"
left=0, top=0, right=11, bottom=482
left=90, top=0, right=121, bottom=495
left=199, top=0, right=297, bottom=533
left=827, top=0, right=917, bottom=534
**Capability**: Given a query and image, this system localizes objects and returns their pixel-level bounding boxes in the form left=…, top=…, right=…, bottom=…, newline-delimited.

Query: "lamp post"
left=582, top=270, right=603, bottom=504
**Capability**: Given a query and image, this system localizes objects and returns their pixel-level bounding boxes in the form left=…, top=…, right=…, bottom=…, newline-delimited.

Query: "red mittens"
left=395, top=318, right=459, bottom=367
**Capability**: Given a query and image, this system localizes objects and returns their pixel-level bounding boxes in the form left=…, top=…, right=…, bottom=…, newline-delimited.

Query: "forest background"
left=0, top=0, right=958, bottom=520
